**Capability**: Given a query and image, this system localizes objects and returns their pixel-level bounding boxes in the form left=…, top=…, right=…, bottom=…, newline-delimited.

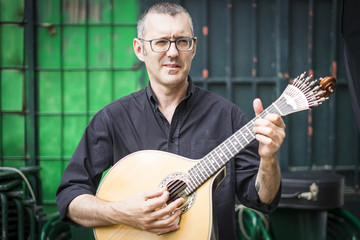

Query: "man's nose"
left=166, top=42, right=179, bottom=57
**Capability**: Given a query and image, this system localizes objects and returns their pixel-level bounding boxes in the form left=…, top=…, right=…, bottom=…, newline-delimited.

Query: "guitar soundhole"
left=166, top=179, right=187, bottom=205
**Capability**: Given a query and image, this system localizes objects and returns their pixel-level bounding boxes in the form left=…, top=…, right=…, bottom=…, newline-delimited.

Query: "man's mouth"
left=163, top=63, right=181, bottom=69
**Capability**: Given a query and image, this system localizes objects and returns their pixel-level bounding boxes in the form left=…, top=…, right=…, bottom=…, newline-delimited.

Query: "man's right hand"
left=67, top=188, right=185, bottom=234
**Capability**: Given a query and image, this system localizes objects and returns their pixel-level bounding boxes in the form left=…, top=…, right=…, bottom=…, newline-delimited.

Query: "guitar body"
left=94, top=150, right=225, bottom=240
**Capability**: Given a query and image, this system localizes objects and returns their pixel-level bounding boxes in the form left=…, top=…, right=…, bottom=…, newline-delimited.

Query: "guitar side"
left=94, top=150, right=225, bottom=240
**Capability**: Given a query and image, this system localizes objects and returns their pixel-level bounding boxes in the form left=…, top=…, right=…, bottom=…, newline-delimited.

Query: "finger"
left=253, top=98, right=264, bottom=116
left=148, top=223, right=180, bottom=234
left=150, top=197, right=184, bottom=220
left=254, top=114, right=285, bottom=130
left=255, top=133, right=274, bottom=146
left=263, top=114, right=286, bottom=128
left=144, top=187, right=167, bottom=200
left=147, top=209, right=182, bottom=233
left=145, top=190, right=170, bottom=212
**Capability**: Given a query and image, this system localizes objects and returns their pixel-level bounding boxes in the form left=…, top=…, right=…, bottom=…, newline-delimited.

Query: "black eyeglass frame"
left=138, top=37, right=197, bottom=53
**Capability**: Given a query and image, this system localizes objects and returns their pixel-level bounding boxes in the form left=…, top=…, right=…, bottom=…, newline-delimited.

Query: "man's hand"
left=253, top=98, right=286, bottom=159
left=252, top=98, right=285, bottom=204
left=112, top=188, right=184, bottom=233
left=68, top=188, right=184, bottom=234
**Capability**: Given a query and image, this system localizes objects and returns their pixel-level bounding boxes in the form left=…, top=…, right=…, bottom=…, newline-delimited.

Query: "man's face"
left=134, top=12, right=196, bottom=89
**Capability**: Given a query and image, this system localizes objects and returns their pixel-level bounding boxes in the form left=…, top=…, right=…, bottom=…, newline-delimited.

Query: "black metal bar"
left=85, top=0, right=90, bottom=120
left=111, top=0, right=115, bottom=101
left=25, top=0, right=42, bottom=204
left=306, top=0, right=314, bottom=170
left=202, top=0, right=209, bottom=90
left=0, top=111, right=29, bottom=115
left=25, top=0, right=37, bottom=166
left=0, top=21, right=25, bottom=25
left=276, top=0, right=290, bottom=171
left=192, top=76, right=348, bottom=85
left=226, top=0, right=233, bottom=101
left=13, top=198, right=25, bottom=240
left=0, top=66, right=26, bottom=70
left=1, top=193, right=8, bottom=240
left=60, top=0, right=66, bottom=176
left=0, top=157, right=30, bottom=161
left=36, top=22, right=136, bottom=27
left=251, top=0, right=258, bottom=79
left=329, top=0, right=338, bottom=169
left=251, top=0, right=258, bottom=101
left=34, top=66, right=136, bottom=71
left=1, top=27, right=4, bottom=165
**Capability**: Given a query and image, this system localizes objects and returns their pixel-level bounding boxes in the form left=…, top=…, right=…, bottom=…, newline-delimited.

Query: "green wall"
left=1, top=0, right=142, bottom=214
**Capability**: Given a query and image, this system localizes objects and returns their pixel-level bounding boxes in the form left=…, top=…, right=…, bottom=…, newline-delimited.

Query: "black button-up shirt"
left=56, top=77, right=280, bottom=240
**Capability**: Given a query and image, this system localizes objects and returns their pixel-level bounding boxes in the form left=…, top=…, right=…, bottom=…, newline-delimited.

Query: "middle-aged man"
left=56, top=2, right=285, bottom=239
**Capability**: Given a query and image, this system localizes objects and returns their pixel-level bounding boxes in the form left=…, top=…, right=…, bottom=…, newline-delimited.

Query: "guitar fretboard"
left=185, top=97, right=288, bottom=195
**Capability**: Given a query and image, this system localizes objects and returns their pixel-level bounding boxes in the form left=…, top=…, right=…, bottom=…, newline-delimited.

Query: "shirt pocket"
left=191, top=139, right=223, bottom=159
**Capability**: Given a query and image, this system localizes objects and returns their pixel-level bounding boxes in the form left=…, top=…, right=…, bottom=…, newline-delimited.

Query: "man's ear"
left=191, top=38, right=197, bottom=59
left=133, top=38, right=145, bottom=62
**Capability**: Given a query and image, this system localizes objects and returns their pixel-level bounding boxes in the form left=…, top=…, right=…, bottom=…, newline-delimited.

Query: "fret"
left=244, top=124, right=255, bottom=139
left=215, top=148, right=227, bottom=164
left=219, top=143, right=232, bottom=159
left=247, top=118, right=255, bottom=129
left=226, top=139, right=237, bottom=155
left=187, top=179, right=196, bottom=193
left=195, top=163, right=207, bottom=181
left=192, top=169, right=202, bottom=186
left=258, top=108, right=268, bottom=116
left=204, top=156, right=216, bottom=172
left=207, top=155, right=220, bottom=169
left=239, top=129, right=250, bottom=143
left=217, top=146, right=228, bottom=160
left=230, top=135, right=243, bottom=150
left=270, top=101, right=280, bottom=113
left=189, top=168, right=201, bottom=186
left=221, top=143, right=234, bottom=163
left=185, top=186, right=193, bottom=196
left=215, top=147, right=225, bottom=159
left=200, top=160, right=211, bottom=177
left=234, top=131, right=248, bottom=147
left=211, top=151, right=224, bottom=166
left=268, top=103, right=281, bottom=115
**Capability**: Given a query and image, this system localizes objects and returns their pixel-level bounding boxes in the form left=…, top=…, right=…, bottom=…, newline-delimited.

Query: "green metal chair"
left=40, top=213, right=71, bottom=240
left=327, top=208, right=360, bottom=240
left=236, top=205, right=272, bottom=240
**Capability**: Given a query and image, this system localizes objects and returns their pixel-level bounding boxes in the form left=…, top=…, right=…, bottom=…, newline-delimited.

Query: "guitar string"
left=166, top=180, right=187, bottom=202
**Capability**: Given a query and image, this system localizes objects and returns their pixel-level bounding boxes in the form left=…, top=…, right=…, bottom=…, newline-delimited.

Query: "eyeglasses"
left=138, top=37, right=197, bottom=53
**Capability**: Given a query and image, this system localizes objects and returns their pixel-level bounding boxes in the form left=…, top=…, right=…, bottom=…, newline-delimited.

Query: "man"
left=56, top=2, right=285, bottom=239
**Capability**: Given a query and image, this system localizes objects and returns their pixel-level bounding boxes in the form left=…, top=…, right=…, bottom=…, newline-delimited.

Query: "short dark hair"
left=137, top=2, right=194, bottom=38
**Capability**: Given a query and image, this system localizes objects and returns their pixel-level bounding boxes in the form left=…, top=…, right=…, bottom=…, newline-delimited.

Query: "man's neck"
left=150, top=79, right=189, bottom=123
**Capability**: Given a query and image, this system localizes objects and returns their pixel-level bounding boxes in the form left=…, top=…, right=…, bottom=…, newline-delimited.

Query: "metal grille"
left=35, top=0, right=142, bottom=211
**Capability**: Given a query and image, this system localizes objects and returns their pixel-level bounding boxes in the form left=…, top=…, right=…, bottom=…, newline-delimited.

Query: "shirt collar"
left=146, top=76, right=194, bottom=110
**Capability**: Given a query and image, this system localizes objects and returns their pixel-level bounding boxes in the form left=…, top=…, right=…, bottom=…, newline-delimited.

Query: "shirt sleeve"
left=56, top=108, right=114, bottom=224
left=233, top=108, right=281, bottom=213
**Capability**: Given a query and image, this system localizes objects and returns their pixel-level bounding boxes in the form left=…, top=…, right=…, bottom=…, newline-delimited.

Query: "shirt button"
left=171, top=138, right=175, bottom=143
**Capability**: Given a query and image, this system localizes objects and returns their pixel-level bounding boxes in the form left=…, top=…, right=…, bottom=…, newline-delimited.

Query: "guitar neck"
left=184, top=72, right=336, bottom=196
left=185, top=100, right=282, bottom=195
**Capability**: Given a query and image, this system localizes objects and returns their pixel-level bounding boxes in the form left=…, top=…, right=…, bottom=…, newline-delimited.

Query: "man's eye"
left=154, top=40, right=168, bottom=46
left=178, top=39, right=189, bottom=44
